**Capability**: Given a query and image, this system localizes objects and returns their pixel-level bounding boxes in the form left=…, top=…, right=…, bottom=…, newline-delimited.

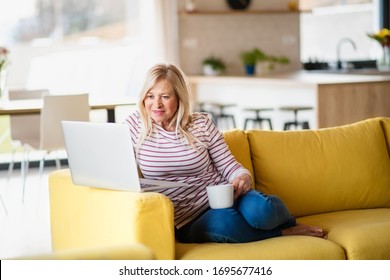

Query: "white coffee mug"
left=206, top=184, right=234, bottom=209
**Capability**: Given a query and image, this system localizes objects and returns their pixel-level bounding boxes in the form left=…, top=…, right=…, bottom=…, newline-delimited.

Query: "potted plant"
left=240, top=48, right=262, bottom=75
left=367, top=28, right=390, bottom=71
left=240, top=48, right=289, bottom=75
left=258, top=53, right=290, bottom=74
left=202, top=55, right=226, bottom=76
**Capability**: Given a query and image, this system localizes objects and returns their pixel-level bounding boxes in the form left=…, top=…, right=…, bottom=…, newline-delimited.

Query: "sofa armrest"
left=49, top=169, right=175, bottom=260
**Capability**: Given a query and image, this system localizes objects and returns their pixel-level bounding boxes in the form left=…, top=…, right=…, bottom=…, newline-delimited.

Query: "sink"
left=343, top=59, right=377, bottom=69
left=302, top=59, right=385, bottom=75
left=302, top=61, right=330, bottom=70
left=320, top=68, right=387, bottom=75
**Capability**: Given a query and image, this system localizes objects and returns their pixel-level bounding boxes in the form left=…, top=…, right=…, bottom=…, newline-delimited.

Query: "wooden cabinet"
left=189, top=72, right=390, bottom=130
left=317, top=81, right=390, bottom=128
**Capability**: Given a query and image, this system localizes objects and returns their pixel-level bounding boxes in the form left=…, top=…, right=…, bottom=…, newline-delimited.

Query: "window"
left=2, top=0, right=132, bottom=44
left=300, top=0, right=379, bottom=65
left=0, top=0, right=149, bottom=101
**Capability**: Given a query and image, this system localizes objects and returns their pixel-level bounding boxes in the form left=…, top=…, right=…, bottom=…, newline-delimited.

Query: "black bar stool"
left=243, top=108, right=273, bottom=130
left=196, top=102, right=211, bottom=114
left=197, top=102, right=236, bottom=130
left=280, top=106, right=313, bottom=130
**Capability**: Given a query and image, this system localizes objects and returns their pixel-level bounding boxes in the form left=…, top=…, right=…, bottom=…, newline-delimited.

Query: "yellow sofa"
left=12, top=244, right=155, bottom=260
left=48, top=117, right=390, bottom=260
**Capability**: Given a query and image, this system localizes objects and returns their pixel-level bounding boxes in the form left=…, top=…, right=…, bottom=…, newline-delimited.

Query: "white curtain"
left=139, top=0, right=179, bottom=67
left=123, top=0, right=179, bottom=98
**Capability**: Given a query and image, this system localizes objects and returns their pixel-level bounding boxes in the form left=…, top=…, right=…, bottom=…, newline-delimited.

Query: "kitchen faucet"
left=336, top=37, right=357, bottom=70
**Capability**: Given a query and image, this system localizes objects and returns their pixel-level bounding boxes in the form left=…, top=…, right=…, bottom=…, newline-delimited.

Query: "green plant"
left=202, top=55, right=226, bottom=71
left=240, top=48, right=263, bottom=66
left=265, top=54, right=290, bottom=70
left=240, top=48, right=289, bottom=69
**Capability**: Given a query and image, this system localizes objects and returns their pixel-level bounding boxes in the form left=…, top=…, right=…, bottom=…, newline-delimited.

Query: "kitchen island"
left=189, top=71, right=390, bottom=130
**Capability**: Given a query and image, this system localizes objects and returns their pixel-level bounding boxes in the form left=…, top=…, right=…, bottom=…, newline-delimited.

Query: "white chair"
left=7, top=89, right=49, bottom=100
left=7, top=89, right=49, bottom=192
left=8, top=93, right=90, bottom=202
left=8, top=89, right=49, bottom=150
left=38, top=93, right=90, bottom=172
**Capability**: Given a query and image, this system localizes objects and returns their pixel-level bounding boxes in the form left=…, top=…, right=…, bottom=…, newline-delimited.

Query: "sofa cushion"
left=223, top=129, right=254, bottom=180
left=248, top=118, right=390, bottom=217
left=176, top=236, right=345, bottom=260
left=298, top=208, right=390, bottom=260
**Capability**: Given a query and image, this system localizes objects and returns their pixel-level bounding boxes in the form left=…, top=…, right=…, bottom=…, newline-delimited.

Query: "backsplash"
left=177, top=0, right=297, bottom=11
left=177, top=0, right=301, bottom=75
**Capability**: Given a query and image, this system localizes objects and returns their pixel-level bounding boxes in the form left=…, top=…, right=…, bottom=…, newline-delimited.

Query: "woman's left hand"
left=232, top=173, right=252, bottom=200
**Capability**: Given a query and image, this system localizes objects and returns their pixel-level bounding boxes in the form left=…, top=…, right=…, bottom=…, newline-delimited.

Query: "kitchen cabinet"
left=189, top=71, right=390, bottom=130
left=317, top=81, right=390, bottom=128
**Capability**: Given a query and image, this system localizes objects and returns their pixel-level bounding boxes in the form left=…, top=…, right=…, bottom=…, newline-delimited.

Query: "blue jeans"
left=176, top=190, right=296, bottom=243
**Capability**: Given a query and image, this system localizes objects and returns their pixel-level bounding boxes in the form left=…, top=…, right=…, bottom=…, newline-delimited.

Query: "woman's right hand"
left=231, top=173, right=252, bottom=200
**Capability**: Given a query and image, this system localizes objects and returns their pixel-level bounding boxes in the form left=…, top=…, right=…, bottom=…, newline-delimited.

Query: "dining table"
left=0, top=97, right=137, bottom=123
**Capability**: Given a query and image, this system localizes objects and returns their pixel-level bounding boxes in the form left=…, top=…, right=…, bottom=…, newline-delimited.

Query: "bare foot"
left=281, top=224, right=326, bottom=238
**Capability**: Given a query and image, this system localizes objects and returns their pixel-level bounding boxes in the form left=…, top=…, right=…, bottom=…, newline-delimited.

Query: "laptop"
left=61, top=121, right=188, bottom=192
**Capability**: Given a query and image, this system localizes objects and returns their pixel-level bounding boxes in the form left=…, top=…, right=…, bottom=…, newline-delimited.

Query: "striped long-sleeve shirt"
left=124, top=111, right=251, bottom=228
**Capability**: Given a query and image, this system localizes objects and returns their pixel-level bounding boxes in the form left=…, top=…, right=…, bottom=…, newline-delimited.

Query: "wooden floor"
left=0, top=165, right=55, bottom=259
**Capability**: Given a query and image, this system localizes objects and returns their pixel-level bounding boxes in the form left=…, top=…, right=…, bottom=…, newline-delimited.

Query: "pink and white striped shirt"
left=124, top=111, right=251, bottom=228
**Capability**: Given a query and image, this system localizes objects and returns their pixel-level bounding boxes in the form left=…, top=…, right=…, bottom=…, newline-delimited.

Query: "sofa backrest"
left=247, top=117, right=390, bottom=217
left=223, top=129, right=254, bottom=180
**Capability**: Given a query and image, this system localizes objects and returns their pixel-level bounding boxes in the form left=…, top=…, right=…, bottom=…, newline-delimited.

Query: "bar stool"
left=196, top=102, right=210, bottom=113
left=280, top=106, right=313, bottom=130
left=243, top=108, right=273, bottom=130
left=197, top=102, right=237, bottom=129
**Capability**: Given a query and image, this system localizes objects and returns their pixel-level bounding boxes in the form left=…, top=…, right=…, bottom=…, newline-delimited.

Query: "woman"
left=124, top=63, right=324, bottom=243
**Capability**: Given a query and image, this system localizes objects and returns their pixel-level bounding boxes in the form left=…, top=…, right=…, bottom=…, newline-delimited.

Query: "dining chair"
left=8, top=93, right=90, bottom=202
left=7, top=89, right=49, bottom=100
left=7, top=89, right=49, bottom=190
left=8, top=89, right=49, bottom=149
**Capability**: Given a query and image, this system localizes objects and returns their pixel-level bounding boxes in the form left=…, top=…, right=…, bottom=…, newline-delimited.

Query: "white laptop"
left=61, top=121, right=188, bottom=192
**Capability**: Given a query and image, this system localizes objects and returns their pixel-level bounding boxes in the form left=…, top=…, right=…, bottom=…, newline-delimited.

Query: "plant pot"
left=377, top=46, right=390, bottom=72
left=244, top=64, right=255, bottom=76
left=203, top=65, right=221, bottom=76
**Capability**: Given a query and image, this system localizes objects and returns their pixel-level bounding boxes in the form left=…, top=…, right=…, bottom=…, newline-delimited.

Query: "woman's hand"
left=232, top=173, right=252, bottom=200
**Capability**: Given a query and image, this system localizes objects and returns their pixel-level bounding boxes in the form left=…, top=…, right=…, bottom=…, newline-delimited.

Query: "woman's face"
left=144, top=79, right=178, bottom=130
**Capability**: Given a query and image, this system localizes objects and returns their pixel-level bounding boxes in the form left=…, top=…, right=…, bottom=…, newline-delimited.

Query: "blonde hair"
left=136, top=63, right=200, bottom=151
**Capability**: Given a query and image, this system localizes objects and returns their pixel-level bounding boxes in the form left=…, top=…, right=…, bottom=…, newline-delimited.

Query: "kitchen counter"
left=190, top=70, right=390, bottom=85
left=189, top=71, right=390, bottom=130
